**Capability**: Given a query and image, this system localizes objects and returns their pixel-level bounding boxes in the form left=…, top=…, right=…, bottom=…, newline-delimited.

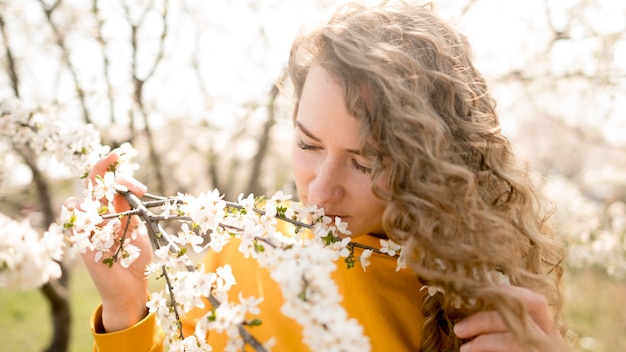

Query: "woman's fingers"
left=501, top=285, right=555, bottom=333
left=115, top=174, right=147, bottom=197
left=454, top=310, right=506, bottom=339
left=454, top=286, right=565, bottom=352
left=458, top=332, right=519, bottom=352
left=454, top=286, right=555, bottom=339
left=87, top=151, right=119, bottom=183
left=84, top=152, right=147, bottom=215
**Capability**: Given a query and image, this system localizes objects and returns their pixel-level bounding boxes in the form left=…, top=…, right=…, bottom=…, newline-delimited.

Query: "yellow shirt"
left=91, top=233, right=424, bottom=351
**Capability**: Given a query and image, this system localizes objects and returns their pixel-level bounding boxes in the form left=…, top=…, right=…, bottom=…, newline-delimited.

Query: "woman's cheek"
left=291, top=148, right=313, bottom=194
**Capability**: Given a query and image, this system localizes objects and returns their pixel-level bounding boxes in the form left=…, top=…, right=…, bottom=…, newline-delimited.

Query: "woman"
left=84, top=2, right=568, bottom=351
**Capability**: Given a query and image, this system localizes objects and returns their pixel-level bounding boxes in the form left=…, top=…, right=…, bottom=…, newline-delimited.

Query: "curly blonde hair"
left=289, top=2, right=566, bottom=351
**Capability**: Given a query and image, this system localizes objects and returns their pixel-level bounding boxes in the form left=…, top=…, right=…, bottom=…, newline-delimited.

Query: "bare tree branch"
left=91, top=0, right=117, bottom=125
left=37, top=0, right=93, bottom=125
left=0, top=14, right=20, bottom=97
left=119, top=189, right=268, bottom=351
left=14, top=143, right=71, bottom=352
left=246, top=73, right=285, bottom=195
left=459, top=0, right=478, bottom=16
left=122, top=0, right=170, bottom=195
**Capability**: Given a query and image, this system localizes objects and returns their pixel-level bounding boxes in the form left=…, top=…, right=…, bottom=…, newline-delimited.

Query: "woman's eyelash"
left=296, top=138, right=317, bottom=150
left=351, top=159, right=372, bottom=174
left=297, top=136, right=371, bottom=173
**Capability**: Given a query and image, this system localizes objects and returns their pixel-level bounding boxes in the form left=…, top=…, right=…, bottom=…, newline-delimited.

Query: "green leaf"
left=345, top=255, right=356, bottom=269
left=321, top=231, right=337, bottom=245
left=102, top=258, right=115, bottom=268
left=254, top=242, right=265, bottom=253
left=344, top=246, right=356, bottom=269
left=255, top=195, right=266, bottom=205
left=207, top=309, right=216, bottom=322
left=246, top=319, right=263, bottom=327
left=276, top=205, right=287, bottom=218
left=298, top=291, right=307, bottom=302
left=106, top=162, right=119, bottom=173
left=63, top=214, right=77, bottom=229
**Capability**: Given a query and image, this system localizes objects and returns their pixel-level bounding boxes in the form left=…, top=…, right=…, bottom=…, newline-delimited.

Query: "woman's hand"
left=76, top=152, right=153, bottom=332
left=453, top=285, right=567, bottom=352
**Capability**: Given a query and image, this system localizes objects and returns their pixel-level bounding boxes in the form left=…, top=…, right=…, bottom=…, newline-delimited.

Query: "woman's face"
left=291, top=64, right=387, bottom=237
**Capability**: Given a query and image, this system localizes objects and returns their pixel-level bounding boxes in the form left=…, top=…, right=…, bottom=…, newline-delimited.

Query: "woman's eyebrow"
left=296, top=121, right=321, bottom=142
left=295, top=120, right=362, bottom=155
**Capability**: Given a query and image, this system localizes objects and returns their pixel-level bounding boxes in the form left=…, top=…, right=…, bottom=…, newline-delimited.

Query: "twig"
left=116, top=187, right=267, bottom=351
left=37, top=0, right=93, bottom=125
left=91, top=0, right=116, bottom=124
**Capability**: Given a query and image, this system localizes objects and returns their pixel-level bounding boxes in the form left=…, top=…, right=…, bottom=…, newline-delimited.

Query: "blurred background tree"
left=0, top=0, right=624, bottom=351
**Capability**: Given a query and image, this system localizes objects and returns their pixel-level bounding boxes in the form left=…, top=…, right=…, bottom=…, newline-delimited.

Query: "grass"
left=564, top=269, right=626, bottom=351
left=0, top=261, right=100, bottom=352
left=0, top=288, right=53, bottom=351
left=1, top=263, right=625, bottom=351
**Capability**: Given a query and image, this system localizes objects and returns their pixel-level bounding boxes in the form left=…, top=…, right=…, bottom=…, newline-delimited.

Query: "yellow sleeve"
left=90, top=304, right=165, bottom=352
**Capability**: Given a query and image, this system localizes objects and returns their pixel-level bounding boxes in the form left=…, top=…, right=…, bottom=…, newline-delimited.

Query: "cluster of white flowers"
left=60, top=145, right=140, bottom=266
left=140, top=190, right=375, bottom=351
left=0, top=99, right=111, bottom=176
left=262, top=242, right=370, bottom=351
left=0, top=214, right=64, bottom=289
left=146, top=263, right=252, bottom=351
left=250, top=199, right=371, bottom=352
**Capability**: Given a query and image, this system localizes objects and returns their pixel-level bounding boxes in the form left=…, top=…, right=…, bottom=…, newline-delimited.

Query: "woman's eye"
left=296, top=137, right=318, bottom=150
left=351, top=159, right=372, bottom=174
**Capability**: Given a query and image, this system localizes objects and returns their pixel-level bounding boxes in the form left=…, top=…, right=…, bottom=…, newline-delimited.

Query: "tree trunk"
left=41, top=275, right=71, bottom=352
left=16, top=145, right=72, bottom=352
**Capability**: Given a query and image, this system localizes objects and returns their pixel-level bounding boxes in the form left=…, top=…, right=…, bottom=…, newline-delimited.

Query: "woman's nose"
left=308, top=159, right=344, bottom=207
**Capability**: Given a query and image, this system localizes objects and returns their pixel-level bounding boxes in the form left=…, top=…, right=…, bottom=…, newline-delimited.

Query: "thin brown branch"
left=0, top=14, right=20, bottom=97
left=141, top=0, right=169, bottom=83
left=459, top=0, right=478, bottom=16
left=15, top=136, right=72, bottom=352
left=38, top=0, right=93, bottom=125
left=91, top=0, right=116, bottom=125
left=543, top=0, right=571, bottom=45
left=13, top=144, right=55, bottom=226
left=122, top=0, right=170, bottom=194
left=207, top=147, right=222, bottom=191
left=246, top=72, right=285, bottom=195
left=117, top=188, right=267, bottom=350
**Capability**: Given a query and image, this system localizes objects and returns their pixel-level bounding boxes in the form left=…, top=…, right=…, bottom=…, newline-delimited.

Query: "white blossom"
left=379, top=239, right=402, bottom=257
left=360, top=249, right=373, bottom=272
left=168, top=335, right=213, bottom=352
left=420, top=285, right=445, bottom=297
left=159, top=199, right=178, bottom=219
left=93, top=172, right=117, bottom=203
left=238, top=293, right=264, bottom=315
left=120, top=242, right=141, bottom=268
left=0, top=215, right=64, bottom=289
left=172, top=223, right=205, bottom=253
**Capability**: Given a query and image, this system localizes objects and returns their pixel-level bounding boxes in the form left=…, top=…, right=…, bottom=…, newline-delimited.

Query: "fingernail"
left=460, top=342, right=471, bottom=352
left=454, top=321, right=467, bottom=335
left=135, top=181, right=147, bottom=194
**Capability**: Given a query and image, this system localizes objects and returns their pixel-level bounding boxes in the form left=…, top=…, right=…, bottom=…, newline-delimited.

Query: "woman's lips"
left=325, top=214, right=348, bottom=220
